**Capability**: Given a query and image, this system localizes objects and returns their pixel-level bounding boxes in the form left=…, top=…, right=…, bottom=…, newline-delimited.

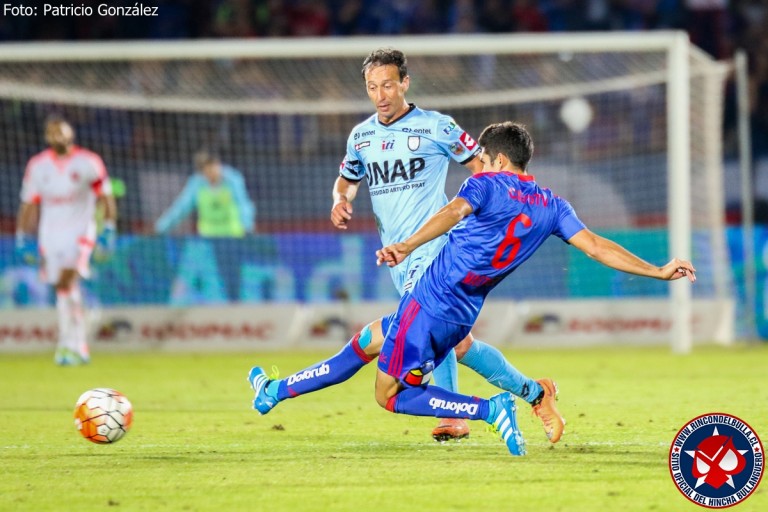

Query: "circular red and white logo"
left=669, top=413, right=763, bottom=508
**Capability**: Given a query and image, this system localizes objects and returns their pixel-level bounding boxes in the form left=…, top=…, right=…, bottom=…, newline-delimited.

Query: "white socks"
left=56, top=283, right=88, bottom=357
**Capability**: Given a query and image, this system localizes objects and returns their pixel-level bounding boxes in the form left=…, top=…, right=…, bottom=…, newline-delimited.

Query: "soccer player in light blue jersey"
left=329, top=48, right=562, bottom=442
left=248, top=121, right=696, bottom=456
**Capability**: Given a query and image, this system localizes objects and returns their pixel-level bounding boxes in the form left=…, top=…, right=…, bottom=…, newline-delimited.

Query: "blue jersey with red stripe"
left=411, top=171, right=586, bottom=326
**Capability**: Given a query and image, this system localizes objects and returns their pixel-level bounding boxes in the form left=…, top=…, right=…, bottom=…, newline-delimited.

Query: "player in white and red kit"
left=16, top=117, right=117, bottom=365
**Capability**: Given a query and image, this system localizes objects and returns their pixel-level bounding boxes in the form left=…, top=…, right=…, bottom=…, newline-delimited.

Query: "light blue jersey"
left=340, top=104, right=480, bottom=293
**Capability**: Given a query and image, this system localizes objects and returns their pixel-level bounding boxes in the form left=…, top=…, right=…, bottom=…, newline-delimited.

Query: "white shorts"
left=39, top=236, right=94, bottom=284
left=389, top=236, right=446, bottom=296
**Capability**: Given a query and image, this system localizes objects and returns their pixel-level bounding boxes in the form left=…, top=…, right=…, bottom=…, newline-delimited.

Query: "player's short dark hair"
left=478, top=122, right=534, bottom=171
left=194, top=149, right=220, bottom=170
left=361, top=48, right=408, bottom=81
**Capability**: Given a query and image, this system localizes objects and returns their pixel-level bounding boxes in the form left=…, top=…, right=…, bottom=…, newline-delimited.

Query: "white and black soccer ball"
left=73, top=388, right=133, bottom=444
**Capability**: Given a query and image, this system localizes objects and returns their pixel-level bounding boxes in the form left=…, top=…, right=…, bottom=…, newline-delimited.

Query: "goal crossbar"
left=0, top=32, right=731, bottom=352
left=0, top=31, right=693, bottom=62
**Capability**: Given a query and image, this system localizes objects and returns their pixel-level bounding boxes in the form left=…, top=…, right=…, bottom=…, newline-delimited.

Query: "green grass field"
left=1, top=344, right=767, bottom=512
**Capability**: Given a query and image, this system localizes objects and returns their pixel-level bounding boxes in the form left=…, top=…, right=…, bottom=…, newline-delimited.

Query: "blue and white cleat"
left=487, top=392, right=526, bottom=456
left=247, top=366, right=279, bottom=415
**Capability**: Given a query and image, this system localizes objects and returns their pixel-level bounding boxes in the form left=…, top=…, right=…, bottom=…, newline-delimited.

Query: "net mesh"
left=0, top=38, right=730, bottom=307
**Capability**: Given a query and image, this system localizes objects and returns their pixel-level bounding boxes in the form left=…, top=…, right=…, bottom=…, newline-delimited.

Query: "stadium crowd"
left=0, top=0, right=765, bottom=161
left=0, top=2, right=757, bottom=321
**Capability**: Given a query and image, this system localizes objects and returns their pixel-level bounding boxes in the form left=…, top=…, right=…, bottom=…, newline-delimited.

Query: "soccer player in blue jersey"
left=329, top=48, right=562, bottom=443
left=248, top=121, right=696, bottom=456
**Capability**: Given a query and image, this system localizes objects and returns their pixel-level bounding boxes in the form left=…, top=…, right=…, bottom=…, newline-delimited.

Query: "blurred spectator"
left=651, top=0, right=686, bottom=29
left=609, top=0, right=655, bottom=30
left=145, top=0, right=197, bottom=39
left=254, top=0, right=292, bottom=37
left=357, top=0, right=414, bottom=34
left=582, top=0, right=611, bottom=30
left=512, top=0, right=549, bottom=32
left=0, top=0, right=764, bottom=159
left=289, top=0, right=332, bottom=36
left=332, top=0, right=364, bottom=35
left=684, top=0, right=730, bottom=59
left=539, top=0, right=587, bottom=31
left=448, top=0, right=479, bottom=33
left=155, top=150, right=256, bottom=237
left=751, top=65, right=768, bottom=158
left=478, top=0, right=513, bottom=33
left=407, top=0, right=453, bottom=34
left=212, top=0, right=257, bottom=37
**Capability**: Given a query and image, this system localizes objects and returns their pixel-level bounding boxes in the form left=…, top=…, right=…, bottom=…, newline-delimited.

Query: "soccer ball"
left=73, top=388, right=133, bottom=444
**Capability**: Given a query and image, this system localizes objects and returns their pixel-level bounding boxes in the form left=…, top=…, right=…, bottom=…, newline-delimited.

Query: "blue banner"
left=0, top=234, right=572, bottom=307
left=3, top=229, right=762, bottom=341
left=726, top=226, right=768, bottom=338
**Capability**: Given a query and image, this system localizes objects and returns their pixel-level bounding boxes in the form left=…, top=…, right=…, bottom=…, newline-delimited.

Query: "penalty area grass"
left=0, top=344, right=766, bottom=512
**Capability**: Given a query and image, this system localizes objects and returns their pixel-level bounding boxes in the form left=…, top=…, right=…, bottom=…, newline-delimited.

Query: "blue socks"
left=431, top=348, right=459, bottom=392
left=271, top=326, right=375, bottom=401
left=459, top=339, right=542, bottom=403
left=386, top=385, right=489, bottom=421
left=261, top=330, right=538, bottom=423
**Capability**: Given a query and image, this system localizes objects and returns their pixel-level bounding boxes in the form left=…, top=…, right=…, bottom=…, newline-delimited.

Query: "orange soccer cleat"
left=531, top=378, right=565, bottom=443
left=432, top=418, right=470, bottom=442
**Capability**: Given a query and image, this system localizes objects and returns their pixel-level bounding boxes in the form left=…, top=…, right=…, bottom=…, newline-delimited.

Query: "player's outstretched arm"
left=376, top=197, right=473, bottom=267
left=330, top=176, right=360, bottom=230
left=568, top=229, right=696, bottom=282
left=464, top=155, right=484, bottom=175
left=154, top=177, right=197, bottom=234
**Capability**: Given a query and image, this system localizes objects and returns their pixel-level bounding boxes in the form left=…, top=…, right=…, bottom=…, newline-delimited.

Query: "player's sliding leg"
left=430, top=349, right=469, bottom=442
left=248, top=320, right=382, bottom=415
left=530, top=378, right=563, bottom=443
left=376, top=370, right=525, bottom=456
left=458, top=337, right=540, bottom=400
left=457, top=336, right=565, bottom=443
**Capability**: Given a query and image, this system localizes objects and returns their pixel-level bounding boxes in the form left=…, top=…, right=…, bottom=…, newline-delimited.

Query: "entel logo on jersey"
left=669, top=413, right=763, bottom=508
left=354, top=130, right=375, bottom=140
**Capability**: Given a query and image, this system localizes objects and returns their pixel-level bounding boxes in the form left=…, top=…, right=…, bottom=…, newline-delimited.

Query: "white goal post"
left=0, top=32, right=733, bottom=353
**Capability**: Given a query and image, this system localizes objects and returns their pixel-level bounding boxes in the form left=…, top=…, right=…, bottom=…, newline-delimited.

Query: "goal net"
left=0, top=33, right=733, bottom=351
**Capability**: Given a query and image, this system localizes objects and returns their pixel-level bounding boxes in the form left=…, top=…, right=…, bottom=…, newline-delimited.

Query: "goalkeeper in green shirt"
left=155, top=151, right=255, bottom=237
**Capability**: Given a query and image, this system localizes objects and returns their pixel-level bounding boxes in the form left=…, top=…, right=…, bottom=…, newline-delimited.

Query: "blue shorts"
left=378, top=295, right=471, bottom=387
